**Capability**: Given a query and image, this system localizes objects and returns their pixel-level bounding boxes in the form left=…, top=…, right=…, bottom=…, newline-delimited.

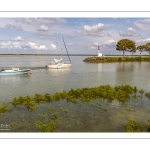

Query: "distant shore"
left=0, top=54, right=150, bottom=57
left=0, top=54, right=97, bottom=57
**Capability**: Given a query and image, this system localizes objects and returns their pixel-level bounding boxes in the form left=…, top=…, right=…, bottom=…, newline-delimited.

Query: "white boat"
left=0, top=67, right=32, bottom=75
left=46, top=35, right=72, bottom=69
left=46, top=58, right=71, bottom=69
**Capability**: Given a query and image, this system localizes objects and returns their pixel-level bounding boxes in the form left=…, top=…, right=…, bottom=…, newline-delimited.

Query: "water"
left=1, top=55, right=150, bottom=132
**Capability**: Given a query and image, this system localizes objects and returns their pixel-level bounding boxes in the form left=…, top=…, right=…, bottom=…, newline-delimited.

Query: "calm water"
left=1, top=55, right=150, bottom=102
left=1, top=55, right=150, bottom=132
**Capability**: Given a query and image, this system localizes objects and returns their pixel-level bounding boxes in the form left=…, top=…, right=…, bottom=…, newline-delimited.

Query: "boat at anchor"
left=45, top=35, right=72, bottom=69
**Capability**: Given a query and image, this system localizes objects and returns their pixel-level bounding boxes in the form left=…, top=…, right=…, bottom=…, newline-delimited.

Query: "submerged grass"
left=10, top=84, right=137, bottom=111
left=1, top=84, right=150, bottom=132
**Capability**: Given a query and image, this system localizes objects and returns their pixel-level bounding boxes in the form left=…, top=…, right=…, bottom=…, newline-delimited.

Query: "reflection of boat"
left=46, top=35, right=72, bottom=69
left=0, top=67, right=31, bottom=75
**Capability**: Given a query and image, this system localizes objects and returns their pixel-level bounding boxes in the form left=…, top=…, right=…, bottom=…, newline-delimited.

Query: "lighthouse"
left=98, top=46, right=102, bottom=56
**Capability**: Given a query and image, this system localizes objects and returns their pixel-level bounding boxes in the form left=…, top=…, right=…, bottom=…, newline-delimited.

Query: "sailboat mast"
left=60, top=33, right=62, bottom=56
left=62, top=35, right=71, bottom=64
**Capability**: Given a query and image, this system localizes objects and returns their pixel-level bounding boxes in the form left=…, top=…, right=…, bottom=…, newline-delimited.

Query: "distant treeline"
left=0, top=54, right=96, bottom=56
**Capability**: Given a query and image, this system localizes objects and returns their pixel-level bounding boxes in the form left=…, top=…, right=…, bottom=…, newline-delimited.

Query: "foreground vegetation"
left=83, top=56, right=150, bottom=63
left=1, top=84, right=150, bottom=132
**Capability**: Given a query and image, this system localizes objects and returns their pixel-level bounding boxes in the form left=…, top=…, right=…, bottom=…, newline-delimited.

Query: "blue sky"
left=0, top=17, right=150, bottom=55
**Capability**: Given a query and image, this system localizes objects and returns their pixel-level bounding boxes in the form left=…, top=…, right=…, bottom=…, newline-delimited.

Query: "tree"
left=137, top=43, right=150, bottom=55
left=146, top=42, right=150, bottom=55
left=116, top=39, right=136, bottom=56
left=136, top=45, right=147, bottom=55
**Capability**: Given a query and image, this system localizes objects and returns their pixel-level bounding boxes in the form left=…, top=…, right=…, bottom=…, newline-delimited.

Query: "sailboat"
left=45, top=35, right=72, bottom=69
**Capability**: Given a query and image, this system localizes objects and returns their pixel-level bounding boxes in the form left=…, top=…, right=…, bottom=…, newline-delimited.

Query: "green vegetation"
left=12, top=95, right=37, bottom=111
left=83, top=56, right=150, bottom=63
left=116, top=39, right=136, bottom=56
left=0, top=102, right=12, bottom=113
left=137, top=42, right=150, bottom=55
left=11, top=84, right=138, bottom=109
left=125, top=119, right=143, bottom=132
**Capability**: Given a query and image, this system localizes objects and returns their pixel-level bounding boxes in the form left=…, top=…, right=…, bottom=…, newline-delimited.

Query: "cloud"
left=0, top=41, right=22, bottom=49
left=14, top=36, right=23, bottom=41
left=136, top=38, right=150, bottom=43
left=107, top=33, right=112, bottom=37
left=93, top=42, right=99, bottom=46
left=119, top=27, right=138, bottom=36
left=28, top=42, right=47, bottom=50
left=126, top=20, right=130, bottom=24
left=37, top=25, right=49, bottom=31
left=35, top=31, right=52, bottom=38
left=50, top=44, right=56, bottom=50
left=134, top=19, right=150, bottom=30
left=104, top=39, right=117, bottom=45
left=12, top=42, right=22, bottom=49
left=23, top=18, right=66, bottom=25
left=77, top=23, right=105, bottom=37
left=90, top=46, right=97, bottom=49
left=89, top=42, right=100, bottom=49
left=5, top=23, right=23, bottom=31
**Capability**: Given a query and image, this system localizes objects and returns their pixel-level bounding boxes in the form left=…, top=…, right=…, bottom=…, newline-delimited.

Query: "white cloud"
left=104, top=39, right=117, bottom=45
left=50, top=44, right=56, bottom=50
left=77, top=23, right=105, bottom=37
left=37, top=25, right=49, bottom=31
left=28, top=42, right=47, bottom=50
left=119, top=27, right=138, bottom=36
left=89, top=42, right=100, bottom=50
left=90, top=46, right=97, bottom=49
left=14, top=36, right=23, bottom=41
left=93, top=42, right=99, bottom=46
left=12, top=42, right=22, bottom=49
left=134, top=19, right=150, bottom=31
left=0, top=42, right=12, bottom=49
left=0, top=41, right=22, bottom=49
left=136, top=38, right=150, bottom=43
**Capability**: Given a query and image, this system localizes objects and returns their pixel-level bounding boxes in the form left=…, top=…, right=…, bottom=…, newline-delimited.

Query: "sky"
left=0, top=17, right=150, bottom=55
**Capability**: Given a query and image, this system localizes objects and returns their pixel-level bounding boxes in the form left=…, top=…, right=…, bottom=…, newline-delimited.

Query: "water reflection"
left=116, top=62, right=134, bottom=72
left=0, top=74, right=30, bottom=82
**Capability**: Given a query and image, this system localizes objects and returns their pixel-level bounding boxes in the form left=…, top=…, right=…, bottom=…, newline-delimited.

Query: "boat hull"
left=0, top=69, right=31, bottom=75
left=46, top=64, right=71, bottom=69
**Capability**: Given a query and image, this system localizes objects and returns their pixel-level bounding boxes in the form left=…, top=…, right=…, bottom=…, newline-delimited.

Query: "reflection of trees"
left=115, top=62, right=135, bottom=85
left=116, top=62, right=134, bottom=72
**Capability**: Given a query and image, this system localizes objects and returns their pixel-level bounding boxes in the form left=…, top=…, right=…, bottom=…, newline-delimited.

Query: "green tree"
left=116, top=39, right=136, bottom=56
left=146, top=42, right=150, bottom=55
left=136, top=45, right=147, bottom=55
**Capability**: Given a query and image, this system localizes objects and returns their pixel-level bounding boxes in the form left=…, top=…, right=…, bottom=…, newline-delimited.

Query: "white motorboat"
left=0, top=67, right=32, bottom=75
